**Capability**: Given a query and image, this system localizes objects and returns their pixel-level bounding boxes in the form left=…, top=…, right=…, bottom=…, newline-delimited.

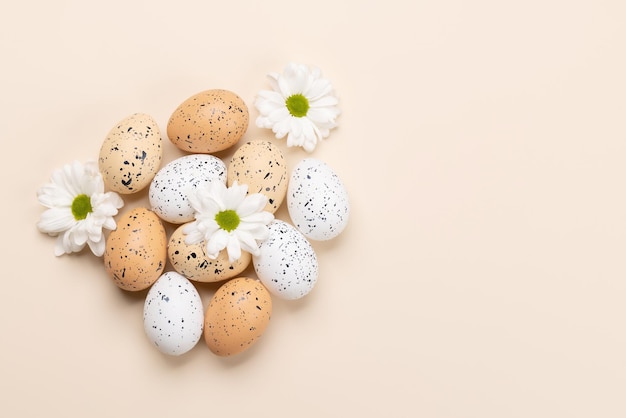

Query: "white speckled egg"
left=287, top=158, right=350, bottom=241
left=227, top=140, right=288, bottom=213
left=98, top=113, right=162, bottom=194
left=143, top=271, right=204, bottom=356
left=149, top=154, right=226, bottom=224
left=253, top=219, right=318, bottom=300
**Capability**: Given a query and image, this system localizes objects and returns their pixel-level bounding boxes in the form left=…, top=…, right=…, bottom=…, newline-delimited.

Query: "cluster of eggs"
left=96, top=89, right=349, bottom=357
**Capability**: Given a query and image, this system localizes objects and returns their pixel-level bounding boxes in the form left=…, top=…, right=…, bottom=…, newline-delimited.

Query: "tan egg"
left=103, top=207, right=167, bottom=291
left=167, top=89, right=249, bottom=154
left=98, top=113, right=163, bottom=194
left=167, top=223, right=251, bottom=283
left=227, top=140, right=288, bottom=213
left=204, top=277, right=272, bottom=357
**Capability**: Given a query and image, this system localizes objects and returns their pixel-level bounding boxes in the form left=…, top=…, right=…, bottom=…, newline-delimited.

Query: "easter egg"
left=98, top=113, right=162, bottom=194
left=143, top=271, right=204, bottom=356
left=204, top=277, right=272, bottom=357
left=149, top=154, right=226, bottom=224
left=227, top=140, right=288, bottom=214
left=167, top=89, right=249, bottom=153
left=103, top=207, right=167, bottom=291
left=287, top=158, right=350, bottom=241
left=253, top=219, right=318, bottom=300
left=167, top=223, right=252, bottom=283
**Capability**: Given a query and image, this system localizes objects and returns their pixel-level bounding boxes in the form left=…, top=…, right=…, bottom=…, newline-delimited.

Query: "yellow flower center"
left=215, top=210, right=240, bottom=232
left=286, top=94, right=309, bottom=117
left=71, top=194, right=93, bottom=220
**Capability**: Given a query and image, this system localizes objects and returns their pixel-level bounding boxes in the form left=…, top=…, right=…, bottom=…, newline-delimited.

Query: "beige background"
left=1, top=0, right=625, bottom=417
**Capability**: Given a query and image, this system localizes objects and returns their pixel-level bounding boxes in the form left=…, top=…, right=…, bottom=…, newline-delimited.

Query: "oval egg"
left=149, top=154, right=226, bottom=224
left=287, top=158, right=350, bottom=241
left=168, top=223, right=252, bottom=283
left=167, top=89, right=249, bottom=154
left=103, top=207, right=167, bottom=291
left=98, top=113, right=162, bottom=194
left=228, top=140, right=288, bottom=214
left=143, top=271, right=204, bottom=356
left=204, top=277, right=272, bottom=357
left=253, top=219, right=318, bottom=300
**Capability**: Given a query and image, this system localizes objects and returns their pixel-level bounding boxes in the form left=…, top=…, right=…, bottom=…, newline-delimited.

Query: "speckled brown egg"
left=103, top=207, right=167, bottom=291
left=167, top=89, right=249, bottom=154
left=98, top=113, right=163, bottom=194
left=167, top=223, right=251, bottom=283
left=227, top=140, right=287, bottom=213
left=204, top=277, right=272, bottom=357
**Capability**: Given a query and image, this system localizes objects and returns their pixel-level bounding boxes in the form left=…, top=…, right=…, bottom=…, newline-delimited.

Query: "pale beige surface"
left=2, top=1, right=626, bottom=417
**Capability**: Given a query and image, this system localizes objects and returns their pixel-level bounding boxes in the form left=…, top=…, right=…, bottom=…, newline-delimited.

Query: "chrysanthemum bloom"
left=36, top=160, right=124, bottom=256
left=184, top=181, right=274, bottom=263
left=255, top=62, right=340, bottom=152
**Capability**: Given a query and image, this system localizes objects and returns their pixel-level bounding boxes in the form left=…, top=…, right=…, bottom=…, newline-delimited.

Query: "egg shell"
left=103, top=207, right=167, bottom=291
left=149, top=154, right=226, bottom=224
left=167, top=89, right=249, bottom=154
left=227, top=140, right=288, bottom=214
left=204, top=277, right=272, bottom=357
left=253, top=219, right=318, bottom=300
left=287, top=158, right=350, bottom=241
left=168, top=223, right=252, bottom=283
left=143, top=271, right=204, bottom=356
left=98, top=113, right=163, bottom=194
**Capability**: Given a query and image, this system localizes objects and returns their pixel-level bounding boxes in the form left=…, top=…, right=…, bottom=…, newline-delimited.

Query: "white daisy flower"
left=36, top=160, right=124, bottom=257
left=254, top=62, right=340, bottom=152
left=184, top=181, right=274, bottom=263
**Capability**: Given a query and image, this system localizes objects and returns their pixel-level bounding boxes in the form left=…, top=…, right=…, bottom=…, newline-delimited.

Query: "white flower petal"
left=310, top=95, right=339, bottom=108
left=207, top=229, right=229, bottom=258
left=37, top=185, right=73, bottom=208
left=226, top=236, right=242, bottom=263
left=237, top=193, right=267, bottom=217
left=88, top=237, right=106, bottom=257
left=56, top=229, right=86, bottom=256
left=235, top=230, right=262, bottom=256
left=72, top=225, right=88, bottom=246
left=191, top=188, right=221, bottom=215
left=307, top=107, right=339, bottom=127
left=303, top=137, right=317, bottom=153
left=266, top=72, right=281, bottom=91
left=273, top=118, right=292, bottom=140
left=237, top=222, right=271, bottom=241
left=37, top=207, right=75, bottom=235
left=184, top=227, right=205, bottom=245
left=256, top=116, right=271, bottom=129
left=289, top=72, right=309, bottom=95
left=240, top=210, right=273, bottom=226
left=198, top=218, right=220, bottom=237
left=255, top=90, right=285, bottom=114
left=208, top=180, right=228, bottom=211
left=54, top=235, right=69, bottom=256
left=92, top=192, right=124, bottom=217
left=289, top=117, right=304, bottom=139
left=286, top=131, right=305, bottom=148
left=300, top=119, right=318, bottom=142
left=306, top=78, right=333, bottom=101
left=267, top=107, right=291, bottom=124
left=102, top=217, right=117, bottom=231
left=223, top=181, right=248, bottom=209
left=277, top=72, right=293, bottom=97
